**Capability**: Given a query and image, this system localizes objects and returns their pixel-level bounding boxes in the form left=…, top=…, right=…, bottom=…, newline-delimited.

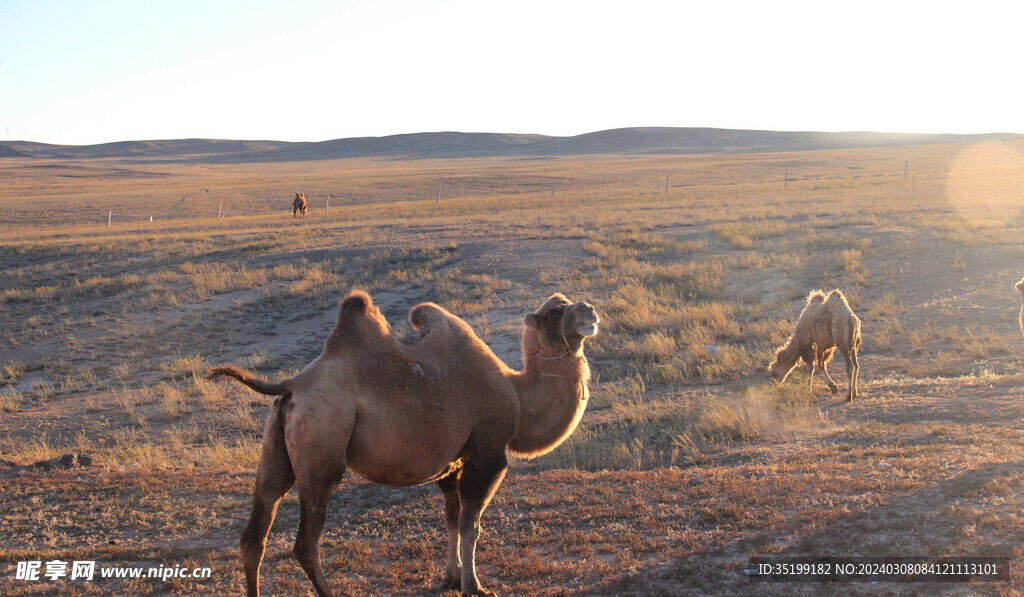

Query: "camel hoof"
left=828, top=384, right=839, bottom=395
left=438, top=574, right=461, bottom=592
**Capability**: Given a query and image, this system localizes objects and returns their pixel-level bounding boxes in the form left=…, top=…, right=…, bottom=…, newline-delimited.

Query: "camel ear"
left=524, top=313, right=539, bottom=328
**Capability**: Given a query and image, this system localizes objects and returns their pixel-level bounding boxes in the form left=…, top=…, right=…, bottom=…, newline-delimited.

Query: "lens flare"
left=945, top=143, right=1024, bottom=218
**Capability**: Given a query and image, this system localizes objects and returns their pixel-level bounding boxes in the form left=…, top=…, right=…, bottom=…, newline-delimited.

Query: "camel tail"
left=204, top=364, right=291, bottom=396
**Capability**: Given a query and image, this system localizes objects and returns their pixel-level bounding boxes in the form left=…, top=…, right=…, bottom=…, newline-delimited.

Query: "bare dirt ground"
left=3, top=145, right=1024, bottom=595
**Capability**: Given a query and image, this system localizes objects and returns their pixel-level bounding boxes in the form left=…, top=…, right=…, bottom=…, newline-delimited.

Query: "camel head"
left=296, top=192, right=305, bottom=201
left=768, top=344, right=800, bottom=385
left=1016, top=276, right=1024, bottom=295
left=524, top=293, right=600, bottom=356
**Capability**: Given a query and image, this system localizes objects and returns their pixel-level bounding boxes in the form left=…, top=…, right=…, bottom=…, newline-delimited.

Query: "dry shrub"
left=191, top=373, right=227, bottom=409
left=711, top=220, right=793, bottom=249
left=868, top=292, right=902, bottom=318
left=548, top=386, right=831, bottom=471
left=160, top=354, right=210, bottom=378
left=589, top=375, right=646, bottom=411
left=156, top=382, right=186, bottom=418
left=0, top=388, right=22, bottom=412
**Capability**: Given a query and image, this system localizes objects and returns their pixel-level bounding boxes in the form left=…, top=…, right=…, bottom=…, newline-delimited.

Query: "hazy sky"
left=1, top=0, right=1020, bottom=145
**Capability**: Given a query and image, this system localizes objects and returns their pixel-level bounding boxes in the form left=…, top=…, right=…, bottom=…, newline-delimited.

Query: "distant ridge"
left=2, top=128, right=1021, bottom=163
left=0, top=138, right=295, bottom=159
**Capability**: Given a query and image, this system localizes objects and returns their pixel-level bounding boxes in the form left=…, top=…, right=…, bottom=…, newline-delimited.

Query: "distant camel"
left=769, top=289, right=862, bottom=401
left=292, top=193, right=307, bottom=218
left=1016, top=277, right=1024, bottom=336
left=206, top=290, right=600, bottom=597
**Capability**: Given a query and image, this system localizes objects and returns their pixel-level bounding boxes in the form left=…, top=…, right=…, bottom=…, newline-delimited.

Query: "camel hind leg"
left=284, top=409, right=353, bottom=597
left=294, top=482, right=335, bottom=596
left=848, top=344, right=860, bottom=401
left=842, top=347, right=860, bottom=402
left=241, top=396, right=295, bottom=597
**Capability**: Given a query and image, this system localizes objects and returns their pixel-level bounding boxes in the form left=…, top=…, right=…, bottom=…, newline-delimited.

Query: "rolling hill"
left=1, top=127, right=1021, bottom=163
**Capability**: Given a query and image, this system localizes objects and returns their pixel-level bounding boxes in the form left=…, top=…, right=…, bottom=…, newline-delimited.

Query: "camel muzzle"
left=571, top=302, right=600, bottom=336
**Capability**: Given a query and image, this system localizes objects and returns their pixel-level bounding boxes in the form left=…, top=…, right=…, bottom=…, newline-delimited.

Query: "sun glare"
left=945, top=142, right=1024, bottom=218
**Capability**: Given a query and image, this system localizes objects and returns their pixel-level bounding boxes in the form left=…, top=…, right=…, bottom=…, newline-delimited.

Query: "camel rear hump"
left=325, top=290, right=395, bottom=352
left=824, top=289, right=861, bottom=344
left=823, top=288, right=852, bottom=311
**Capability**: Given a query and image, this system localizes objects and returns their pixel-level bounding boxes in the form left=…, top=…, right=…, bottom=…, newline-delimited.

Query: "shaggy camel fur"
left=292, top=192, right=307, bottom=218
left=1016, top=277, right=1024, bottom=336
left=206, top=291, right=599, bottom=597
left=769, top=289, right=862, bottom=401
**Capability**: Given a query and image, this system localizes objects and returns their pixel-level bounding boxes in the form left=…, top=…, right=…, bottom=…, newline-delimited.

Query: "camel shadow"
left=591, top=459, right=1024, bottom=595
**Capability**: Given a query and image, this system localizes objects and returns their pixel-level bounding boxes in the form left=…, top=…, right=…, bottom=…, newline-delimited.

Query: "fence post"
left=784, top=168, right=788, bottom=186
left=218, top=203, right=222, bottom=218
left=904, top=161, right=908, bottom=181
left=327, top=195, right=330, bottom=211
left=108, top=211, right=112, bottom=228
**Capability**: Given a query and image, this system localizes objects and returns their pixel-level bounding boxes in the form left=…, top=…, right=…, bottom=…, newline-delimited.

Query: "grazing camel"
left=1016, top=277, right=1024, bottom=336
left=292, top=193, right=307, bottom=218
left=205, top=290, right=599, bottom=597
left=769, top=289, right=862, bottom=401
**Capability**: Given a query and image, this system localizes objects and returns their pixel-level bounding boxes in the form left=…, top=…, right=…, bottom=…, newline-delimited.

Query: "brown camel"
left=292, top=192, right=307, bottom=218
left=1016, top=277, right=1024, bottom=336
left=769, top=289, right=862, bottom=401
left=205, top=290, right=599, bottom=597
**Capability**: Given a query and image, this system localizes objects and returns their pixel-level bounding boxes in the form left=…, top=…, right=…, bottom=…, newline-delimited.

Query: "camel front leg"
left=819, top=360, right=840, bottom=395
left=437, top=469, right=462, bottom=591
left=458, top=455, right=508, bottom=597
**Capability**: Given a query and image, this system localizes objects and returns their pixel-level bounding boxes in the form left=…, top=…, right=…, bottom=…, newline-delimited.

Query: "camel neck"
left=507, top=351, right=589, bottom=458
left=1019, top=296, right=1024, bottom=336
